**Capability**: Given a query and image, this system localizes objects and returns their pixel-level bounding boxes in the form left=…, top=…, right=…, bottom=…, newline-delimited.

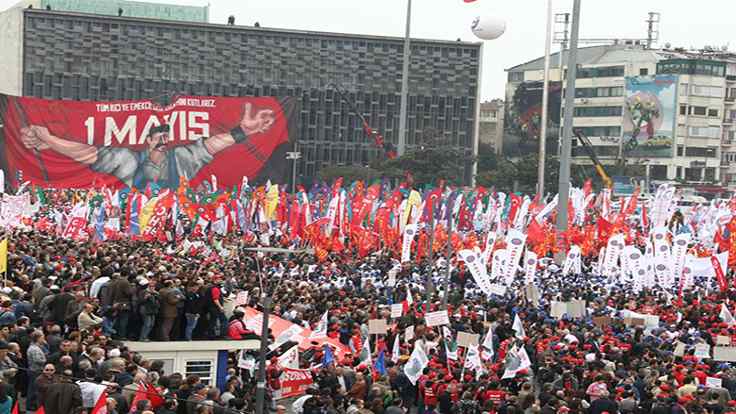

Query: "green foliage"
left=318, top=165, right=387, bottom=183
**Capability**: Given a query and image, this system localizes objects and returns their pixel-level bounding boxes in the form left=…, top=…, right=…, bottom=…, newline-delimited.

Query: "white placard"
left=695, top=343, right=711, bottom=359
left=390, top=304, right=403, bottom=319
left=425, top=310, right=450, bottom=327
left=706, top=377, right=723, bottom=389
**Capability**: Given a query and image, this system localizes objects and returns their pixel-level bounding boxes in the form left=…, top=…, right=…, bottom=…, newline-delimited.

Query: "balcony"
left=725, top=116, right=736, bottom=125
left=728, top=75, right=736, bottom=82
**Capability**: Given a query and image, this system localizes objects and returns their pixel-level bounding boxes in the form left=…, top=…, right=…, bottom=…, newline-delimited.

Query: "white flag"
left=310, top=311, right=328, bottom=339
left=403, top=342, right=429, bottom=385
left=721, top=304, right=736, bottom=326
left=481, top=327, right=495, bottom=361
left=278, top=345, right=299, bottom=369
left=513, top=314, right=526, bottom=339
left=464, top=344, right=483, bottom=372
left=501, top=344, right=532, bottom=379
left=391, top=334, right=401, bottom=364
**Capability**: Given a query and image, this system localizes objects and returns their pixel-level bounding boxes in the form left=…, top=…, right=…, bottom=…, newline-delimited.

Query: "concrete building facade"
left=505, top=43, right=736, bottom=190
left=0, top=3, right=482, bottom=184
left=479, top=99, right=504, bottom=154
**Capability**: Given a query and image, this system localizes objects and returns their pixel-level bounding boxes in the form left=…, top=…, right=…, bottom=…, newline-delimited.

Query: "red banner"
left=278, top=368, right=314, bottom=399
left=0, top=94, right=297, bottom=189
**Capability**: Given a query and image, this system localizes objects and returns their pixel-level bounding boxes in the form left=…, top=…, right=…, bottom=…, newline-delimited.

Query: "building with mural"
left=505, top=43, right=736, bottom=191
left=0, top=0, right=482, bottom=185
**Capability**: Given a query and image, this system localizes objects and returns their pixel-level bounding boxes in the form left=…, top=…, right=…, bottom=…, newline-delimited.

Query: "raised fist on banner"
left=240, top=102, right=276, bottom=135
left=20, top=126, right=52, bottom=151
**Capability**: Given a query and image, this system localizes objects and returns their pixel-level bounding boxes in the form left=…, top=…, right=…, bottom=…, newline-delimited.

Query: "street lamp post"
left=555, top=0, right=582, bottom=261
left=538, top=0, right=553, bottom=195
left=397, top=0, right=412, bottom=157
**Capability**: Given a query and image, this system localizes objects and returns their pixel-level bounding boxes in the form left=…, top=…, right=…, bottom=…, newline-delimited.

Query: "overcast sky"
left=3, top=0, right=735, bottom=101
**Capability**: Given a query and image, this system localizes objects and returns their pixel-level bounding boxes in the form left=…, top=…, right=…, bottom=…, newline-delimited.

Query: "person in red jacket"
left=227, top=309, right=256, bottom=340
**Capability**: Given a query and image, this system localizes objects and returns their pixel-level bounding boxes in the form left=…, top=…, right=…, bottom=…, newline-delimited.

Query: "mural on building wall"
left=623, top=74, right=678, bottom=158
left=502, top=81, right=562, bottom=158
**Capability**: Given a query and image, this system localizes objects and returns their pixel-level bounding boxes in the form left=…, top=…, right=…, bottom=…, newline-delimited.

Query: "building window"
left=576, top=65, right=625, bottom=78
left=684, top=147, right=717, bottom=157
left=508, top=72, right=524, bottom=82
left=185, top=360, right=213, bottom=385
left=575, top=126, right=621, bottom=137
left=677, top=145, right=684, bottom=156
left=676, top=166, right=683, bottom=178
left=688, top=126, right=720, bottom=138
left=690, top=85, right=724, bottom=98
left=708, top=108, right=719, bottom=118
left=650, top=165, right=667, bottom=179
left=685, top=168, right=702, bottom=181
left=575, top=86, right=624, bottom=98
left=680, top=83, right=688, bottom=96
left=573, top=106, right=623, bottom=117
left=639, top=68, right=649, bottom=76
left=679, top=105, right=687, bottom=115
left=689, top=106, right=707, bottom=116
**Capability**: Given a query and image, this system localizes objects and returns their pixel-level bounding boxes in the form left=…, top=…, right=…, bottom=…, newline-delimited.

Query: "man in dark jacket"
left=48, top=290, right=74, bottom=329
left=138, top=281, right=160, bottom=341
left=41, top=376, right=83, bottom=414
left=107, top=273, right=134, bottom=339
left=184, top=281, right=205, bottom=341
left=159, top=280, right=183, bottom=341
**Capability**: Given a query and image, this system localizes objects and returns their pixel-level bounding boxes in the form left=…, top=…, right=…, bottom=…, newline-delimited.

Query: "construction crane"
left=573, top=128, right=613, bottom=189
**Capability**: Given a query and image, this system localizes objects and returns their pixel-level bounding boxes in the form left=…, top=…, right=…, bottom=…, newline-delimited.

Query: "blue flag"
left=375, top=350, right=386, bottom=376
left=322, top=344, right=335, bottom=367
left=94, top=206, right=106, bottom=241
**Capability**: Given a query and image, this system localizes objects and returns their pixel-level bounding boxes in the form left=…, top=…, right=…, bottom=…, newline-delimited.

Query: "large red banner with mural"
left=0, top=94, right=297, bottom=189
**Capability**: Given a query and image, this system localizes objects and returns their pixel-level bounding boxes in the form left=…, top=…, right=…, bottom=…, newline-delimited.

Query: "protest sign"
left=368, top=319, right=389, bottom=335
left=425, top=310, right=450, bottom=327
left=714, top=346, right=736, bottom=362
left=695, top=343, right=711, bottom=359
left=457, top=332, right=480, bottom=348
left=390, top=304, right=403, bottom=319
left=706, top=377, right=723, bottom=388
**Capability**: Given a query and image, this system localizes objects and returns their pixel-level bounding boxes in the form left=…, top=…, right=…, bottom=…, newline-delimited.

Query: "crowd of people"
left=0, top=184, right=734, bottom=414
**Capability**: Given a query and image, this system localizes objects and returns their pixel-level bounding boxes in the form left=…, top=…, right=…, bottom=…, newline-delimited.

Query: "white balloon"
left=471, top=15, right=506, bottom=40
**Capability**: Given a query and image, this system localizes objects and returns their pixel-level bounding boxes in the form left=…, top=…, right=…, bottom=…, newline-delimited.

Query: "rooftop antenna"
left=646, top=12, right=660, bottom=49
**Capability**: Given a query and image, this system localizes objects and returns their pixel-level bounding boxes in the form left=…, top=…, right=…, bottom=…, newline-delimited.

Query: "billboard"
left=503, top=81, right=562, bottom=158
left=0, top=95, right=297, bottom=189
left=623, top=75, right=678, bottom=158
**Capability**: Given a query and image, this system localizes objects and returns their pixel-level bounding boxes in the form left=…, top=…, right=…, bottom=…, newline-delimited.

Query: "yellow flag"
left=265, top=184, right=280, bottom=220
left=0, top=239, right=7, bottom=274
left=138, top=196, right=160, bottom=233
left=401, top=190, right=423, bottom=229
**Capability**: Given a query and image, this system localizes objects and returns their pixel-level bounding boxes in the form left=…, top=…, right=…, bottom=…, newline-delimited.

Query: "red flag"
left=91, top=390, right=108, bottom=414
left=464, top=0, right=478, bottom=2
left=507, top=194, right=522, bottom=224
left=713, top=255, right=729, bottom=293
left=11, top=401, right=18, bottom=414
left=641, top=202, right=649, bottom=230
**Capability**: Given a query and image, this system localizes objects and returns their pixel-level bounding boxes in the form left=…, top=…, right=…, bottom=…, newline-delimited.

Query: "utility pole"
left=442, top=204, right=453, bottom=309
left=538, top=0, right=553, bottom=195
left=286, top=148, right=301, bottom=194
left=555, top=0, right=582, bottom=261
left=397, top=0, right=412, bottom=157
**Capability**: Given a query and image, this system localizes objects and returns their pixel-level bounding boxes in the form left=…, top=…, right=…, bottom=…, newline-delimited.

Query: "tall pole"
left=397, top=0, right=412, bottom=157
left=538, top=0, right=553, bottom=196
left=555, top=0, right=581, bottom=260
left=255, top=256, right=270, bottom=414
left=442, top=204, right=453, bottom=309
left=471, top=42, right=484, bottom=187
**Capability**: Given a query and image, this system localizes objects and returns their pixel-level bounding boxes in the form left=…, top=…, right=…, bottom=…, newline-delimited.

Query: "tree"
left=373, top=129, right=469, bottom=187
left=318, top=165, right=387, bottom=183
